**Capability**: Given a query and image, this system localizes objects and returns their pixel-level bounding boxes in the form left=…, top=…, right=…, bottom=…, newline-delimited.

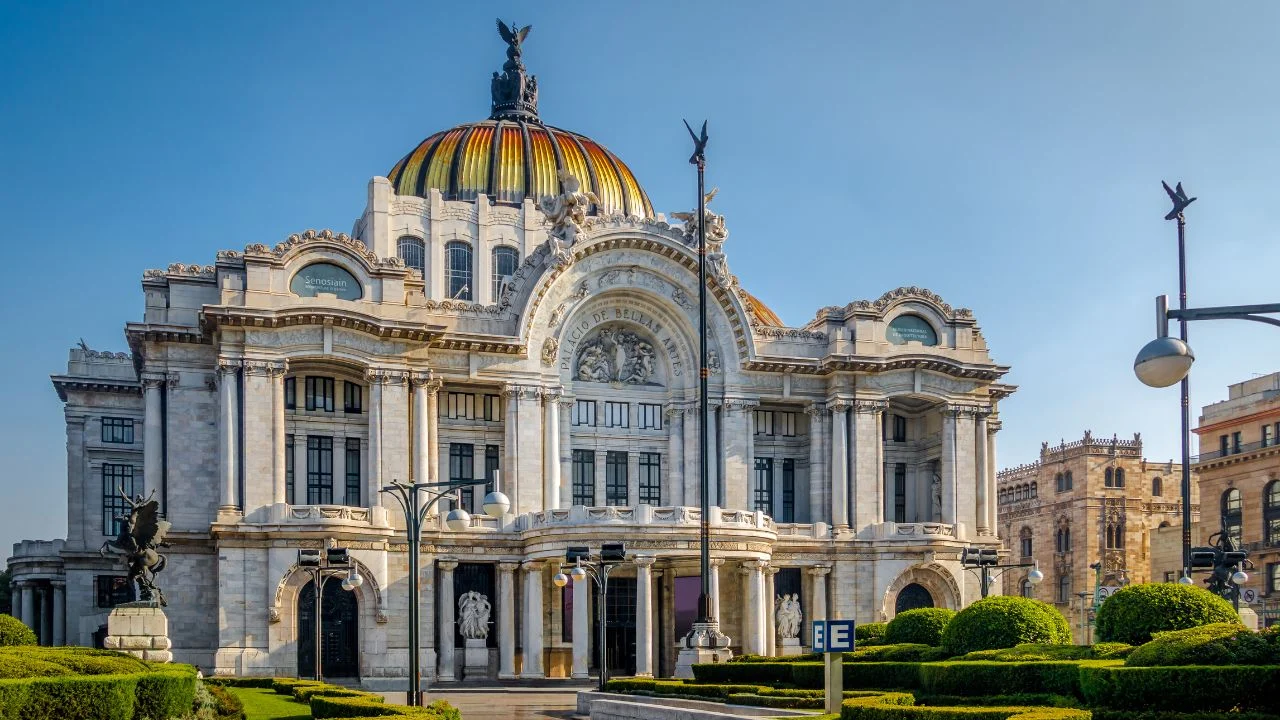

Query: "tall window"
left=1233, top=431, right=1243, bottom=454
left=1019, top=527, right=1033, bottom=558
left=491, top=246, right=519, bottom=303
left=1057, top=575, right=1071, bottom=603
left=1222, top=488, right=1243, bottom=546
left=572, top=450, right=595, bottom=506
left=753, top=457, right=774, bottom=514
left=450, top=443, right=475, bottom=489
left=604, top=401, right=629, bottom=428
left=1265, top=481, right=1280, bottom=545
left=343, top=382, right=362, bottom=414
left=285, top=435, right=295, bottom=503
left=605, top=451, right=628, bottom=506
left=638, top=403, right=664, bottom=430
left=1106, top=522, right=1125, bottom=549
left=892, top=414, right=908, bottom=442
left=1055, top=473, right=1065, bottom=493
left=892, top=462, right=907, bottom=522
left=306, top=436, right=333, bottom=505
left=638, top=452, right=661, bottom=506
left=1104, top=468, right=1114, bottom=487
left=1055, top=525, right=1071, bottom=552
left=1152, top=476, right=1162, bottom=497
left=1064, top=471, right=1073, bottom=490
left=1220, top=435, right=1230, bottom=457
left=101, top=417, right=134, bottom=444
left=779, top=412, right=796, bottom=437
left=482, top=394, right=501, bottom=421
left=1265, top=424, right=1275, bottom=448
left=345, top=438, right=361, bottom=506
left=446, top=392, right=475, bottom=420
left=1268, top=562, right=1280, bottom=594
left=305, top=377, right=335, bottom=412
left=1020, top=578, right=1033, bottom=598
left=573, top=400, right=596, bottom=426
left=285, top=376, right=296, bottom=410
left=781, top=459, right=796, bottom=523
left=483, top=444, right=500, bottom=501
left=754, top=410, right=774, bottom=436
left=397, top=236, right=426, bottom=278
left=102, top=464, right=137, bottom=536
left=445, top=241, right=472, bottom=300
left=1115, top=468, right=1125, bottom=487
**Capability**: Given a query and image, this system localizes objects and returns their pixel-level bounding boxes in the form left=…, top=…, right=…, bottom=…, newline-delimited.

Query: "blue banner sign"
left=812, top=620, right=855, bottom=653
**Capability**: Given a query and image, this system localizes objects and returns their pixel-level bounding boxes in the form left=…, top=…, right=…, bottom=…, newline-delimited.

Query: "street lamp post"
left=553, top=543, right=627, bottom=692
left=380, top=474, right=510, bottom=707
left=1188, top=530, right=1252, bottom=609
left=960, top=547, right=1042, bottom=598
left=297, top=543, right=363, bottom=684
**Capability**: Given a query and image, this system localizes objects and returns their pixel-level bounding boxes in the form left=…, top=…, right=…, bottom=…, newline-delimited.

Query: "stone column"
left=806, top=566, right=830, bottom=646
left=142, top=374, right=164, bottom=504
left=682, top=407, right=699, bottom=508
left=940, top=407, right=958, bottom=525
left=987, top=421, right=1000, bottom=534
left=709, top=558, right=723, bottom=621
left=852, top=401, right=885, bottom=529
left=745, top=405, right=756, bottom=510
left=427, top=380, right=442, bottom=484
left=954, top=408, right=977, bottom=535
left=217, top=360, right=241, bottom=512
left=666, top=405, right=685, bottom=506
left=634, top=555, right=656, bottom=677
left=542, top=389, right=562, bottom=511
left=412, top=375, right=429, bottom=485
left=707, top=405, right=720, bottom=506
left=293, top=433, right=308, bottom=505
left=502, top=385, right=520, bottom=514
left=271, top=364, right=287, bottom=506
left=806, top=404, right=826, bottom=525
left=975, top=411, right=990, bottom=534
left=38, top=586, right=50, bottom=646
left=498, top=561, right=518, bottom=679
left=740, top=561, right=766, bottom=655
left=558, top=399, right=573, bottom=508
left=51, top=582, right=65, bottom=647
left=721, top=401, right=757, bottom=511
left=366, top=371, right=384, bottom=508
left=764, top=566, right=778, bottom=656
left=437, top=560, right=457, bottom=681
left=571, top=573, right=589, bottom=679
left=521, top=561, right=545, bottom=679
left=830, top=403, right=849, bottom=528
left=19, top=582, right=35, bottom=632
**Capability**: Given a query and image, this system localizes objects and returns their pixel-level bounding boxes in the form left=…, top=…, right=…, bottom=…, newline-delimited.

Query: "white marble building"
left=7, top=28, right=1013, bottom=685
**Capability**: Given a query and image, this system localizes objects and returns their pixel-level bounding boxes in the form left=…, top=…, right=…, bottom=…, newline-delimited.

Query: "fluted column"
left=940, top=407, right=958, bottom=525
left=542, top=389, right=562, bottom=511
left=708, top=405, right=720, bottom=506
left=764, top=565, right=778, bottom=656
left=366, top=371, right=384, bottom=508
left=806, top=566, right=830, bottom=647
left=558, top=399, right=573, bottom=508
left=217, top=360, right=241, bottom=512
left=852, top=401, right=886, bottom=529
left=502, top=385, right=520, bottom=514
left=806, top=404, right=826, bottom=524
left=666, top=405, right=685, bottom=506
left=682, top=406, right=699, bottom=508
left=987, top=421, right=1000, bottom=534
left=975, top=410, right=990, bottom=534
left=571, top=573, right=589, bottom=679
left=412, top=375, right=429, bottom=485
left=427, top=380, right=441, bottom=484
left=271, top=365, right=287, bottom=505
left=634, top=555, right=656, bottom=677
left=51, top=582, right=64, bottom=647
left=437, top=560, right=457, bottom=681
left=830, top=402, right=849, bottom=528
left=740, top=561, right=766, bottom=655
left=498, top=561, right=518, bottom=679
left=38, top=586, right=50, bottom=646
left=709, top=558, right=723, bottom=621
left=19, top=582, right=35, bottom=631
left=142, top=374, right=164, bottom=503
left=521, top=561, right=545, bottom=679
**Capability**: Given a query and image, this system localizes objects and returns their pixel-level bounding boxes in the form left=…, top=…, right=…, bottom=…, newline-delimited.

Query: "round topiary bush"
left=1094, top=583, right=1240, bottom=645
left=884, top=608, right=956, bottom=646
left=941, top=596, right=1072, bottom=655
left=0, top=614, right=36, bottom=647
left=855, top=622, right=888, bottom=645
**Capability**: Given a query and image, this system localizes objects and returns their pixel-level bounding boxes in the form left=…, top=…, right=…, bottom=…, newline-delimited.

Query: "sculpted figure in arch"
left=775, top=593, right=802, bottom=640
left=539, top=169, right=598, bottom=266
left=574, top=325, right=659, bottom=386
left=458, top=591, right=492, bottom=640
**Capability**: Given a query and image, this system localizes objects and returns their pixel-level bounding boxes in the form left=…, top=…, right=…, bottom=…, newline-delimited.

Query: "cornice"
left=50, top=376, right=142, bottom=402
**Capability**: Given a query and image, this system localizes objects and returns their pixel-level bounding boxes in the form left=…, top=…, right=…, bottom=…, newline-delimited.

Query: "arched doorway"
left=895, top=583, right=934, bottom=614
left=298, top=577, right=359, bottom=679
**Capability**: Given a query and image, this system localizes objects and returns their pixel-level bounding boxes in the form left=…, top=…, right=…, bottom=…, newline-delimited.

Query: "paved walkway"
left=379, top=688, right=583, bottom=720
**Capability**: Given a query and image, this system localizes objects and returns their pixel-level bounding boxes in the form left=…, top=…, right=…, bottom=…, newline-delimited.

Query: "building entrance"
left=298, top=577, right=360, bottom=679
left=597, top=578, right=636, bottom=677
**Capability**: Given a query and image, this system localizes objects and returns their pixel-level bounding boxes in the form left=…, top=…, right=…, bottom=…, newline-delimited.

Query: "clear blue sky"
left=3, top=2, right=1280, bottom=554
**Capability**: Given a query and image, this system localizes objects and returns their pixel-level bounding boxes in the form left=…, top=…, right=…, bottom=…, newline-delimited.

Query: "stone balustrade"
left=519, top=505, right=774, bottom=532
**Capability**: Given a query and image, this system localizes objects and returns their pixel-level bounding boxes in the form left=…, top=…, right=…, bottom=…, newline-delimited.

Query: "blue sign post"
left=812, top=620, right=855, bottom=712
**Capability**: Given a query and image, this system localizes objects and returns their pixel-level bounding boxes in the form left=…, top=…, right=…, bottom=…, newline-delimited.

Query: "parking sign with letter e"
left=812, top=620, right=827, bottom=652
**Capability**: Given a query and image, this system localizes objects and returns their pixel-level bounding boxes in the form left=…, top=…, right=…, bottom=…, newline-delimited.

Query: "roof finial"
left=491, top=20, right=539, bottom=121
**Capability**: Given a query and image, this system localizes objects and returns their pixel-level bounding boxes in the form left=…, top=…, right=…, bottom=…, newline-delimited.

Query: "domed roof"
left=386, top=21, right=653, bottom=219
left=387, top=120, right=653, bottom=218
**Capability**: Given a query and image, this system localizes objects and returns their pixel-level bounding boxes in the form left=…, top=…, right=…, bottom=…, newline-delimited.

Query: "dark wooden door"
left=298, top=577, right=360, bottom=679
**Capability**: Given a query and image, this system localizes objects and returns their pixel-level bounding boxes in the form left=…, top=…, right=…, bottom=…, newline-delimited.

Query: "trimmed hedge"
left=204, top=675, right=276, bottom=688
left=1079, top=665, right=1280, bottom=713
left=310, top=694, right=461, bottom=718
left=135, top=666, right=199, bottom=720
left=918, top=662, right=1105, bottom=699
left=0, top=646, right=152, bottom=678
left=886, top=609, right=956, bottom=647
left=0, top=615, right=36, bottom=647
left=914, top=694, right=1080, bottom=708
left=849, top=644, right=953, bottom=663
left=1125, top=622, right=1280, bottom=666
left=691, top=661, right=796, bottom=685
left=205, top=683, right=245, bottom=720
left=840, top=693, right=1091, bottom=720
left=960, top=644, right=1132, bottom=662
left=1094, top=583, right=1239, bottom=645
left=0, top=650, right=196, bottom=720
left=942, top=597, right=1072, bottom=656
left=858, top=623, right=889, bottom=643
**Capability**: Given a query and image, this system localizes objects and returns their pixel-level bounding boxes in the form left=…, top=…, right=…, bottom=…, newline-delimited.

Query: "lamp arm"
left=415, top=490, right=451, bottom=528
left=381, top=486, right=411, bottom=518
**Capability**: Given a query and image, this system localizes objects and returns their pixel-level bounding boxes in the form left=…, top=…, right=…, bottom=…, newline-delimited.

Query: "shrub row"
left=311, top=695, right=461, bottom=719
left=1095, top=584, right=1239, bottom=645
left=959, top=644, right=1132, bottom=662
left=1079, top=665, right=1280, bottom=713
left=0, top=664, right=197, bottom=720
left=840, top=692, right=1091, bottom=720
left=942, top=597, right=1072, bottom=656
left=858, top=623, right=889, bottom=643
left=1125, top=623, right=1280, bottom=667
left=0, top=646, right=152, bottom=679
left=204, top=675, right=276, bottom=688
left=886, top=609, right=957, bottom=647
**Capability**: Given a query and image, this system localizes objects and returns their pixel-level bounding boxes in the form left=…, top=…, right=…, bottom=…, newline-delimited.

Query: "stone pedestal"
left=1238, top=606, right=1260, bottom=630
left=463, top=638, right=489, bottom=679
left=103, top=602, right=172, bottom=663
left=779, top=637, right=803, bottom=656
left=673, top=622, right=733, bottom=679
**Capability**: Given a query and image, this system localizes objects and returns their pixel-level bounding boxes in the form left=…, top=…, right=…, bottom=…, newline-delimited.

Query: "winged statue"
left=496, top=20, right=532, bottom=68
left=669, top=187, right=719, bottom=226
left=100, top=489, right=171, bottom=606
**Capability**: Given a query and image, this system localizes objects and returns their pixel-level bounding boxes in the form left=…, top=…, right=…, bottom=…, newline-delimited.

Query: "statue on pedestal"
left=100, top=489, right=170, bottom=606
left=458, top=591, right=492, bottom=640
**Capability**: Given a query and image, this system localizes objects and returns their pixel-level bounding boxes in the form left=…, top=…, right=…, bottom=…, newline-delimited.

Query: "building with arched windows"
left=997, top=432, right=1194, bottom=642
left=7, top=28, right=1015, bottom=684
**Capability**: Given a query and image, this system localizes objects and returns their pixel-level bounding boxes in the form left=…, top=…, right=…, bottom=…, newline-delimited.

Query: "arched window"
left=1031, top=482, right=1038, bottom=499
left=1106, top=522, right=1126, bottom=549
left=1265, top=480, right=1280, bottom=545
left=1064, top=471, right=1073, bottom=490
left=1152, top=476, right=1162, bottom=497
left=1055, top=473, right=1064, bottom=493
left=397, top=235, right=426, bottom=278
left=1020, top=578, right=1033, bottom=598
left=1115, top=468, right=1126, bottom=488
left=1019, top=526, right=1033, bottom=558
left=1057, top=574, right=1072, bottom=604
left=445, top=241, right=473, bottom=301
left=1222, top=488, right=1243, bottom=546
left=1055, top=526, right=1072, bottom=553
left=1104, top=468, right=1114, bottom=488
left=490, top=246, right=519, bottom=303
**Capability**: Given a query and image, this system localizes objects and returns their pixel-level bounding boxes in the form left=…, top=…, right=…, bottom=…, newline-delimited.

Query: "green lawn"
left=229, top=687, right=311, bottom=720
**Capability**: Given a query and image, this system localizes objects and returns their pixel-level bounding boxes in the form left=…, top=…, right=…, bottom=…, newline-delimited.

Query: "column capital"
left=828, top=400, right=851, bottom=414
left=558, top=398, right=576, bottom=412
left=763, top=564, right=779, bottom=577
left=945, top=403, right=982, bottom=418
left=853, top=399, right=888, bottom=414
left=987, top=419, right=1003, bottom=434
left=539, top=387, right=564, bottom=403
left=633, top=555, right=657, bottom=568
left=803, top=402, right=826, bottom=417
left=804, top=565, right=831, bottom=578
left=216, top=358, right=243, bottom=375
left=722, top=399, right=760, bottom=414
left=709, top=557, right=724, bottom=569
left=521, top=560, right=544, bottom=572
left=409, top=372, right=441, bottom=391
left=740, top=559, right=767, bottom=573
left=243, top=359, right=287, bottom=377
left=664, top=403, right=688, bottom=419
left=50, top=580, right=66, bottom=588
left=166, top=371, right=182, bottom=388
left=140, top=372, right=167, bottom=389
left=437, top=558, right=459, bottom=572
left=498, top=561, right=520, bottom=573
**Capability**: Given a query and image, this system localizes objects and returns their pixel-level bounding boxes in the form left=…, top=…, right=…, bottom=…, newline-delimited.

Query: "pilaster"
left=436, top=559, right=457, bottom=681
left=521, top=560, right=545, bottom=679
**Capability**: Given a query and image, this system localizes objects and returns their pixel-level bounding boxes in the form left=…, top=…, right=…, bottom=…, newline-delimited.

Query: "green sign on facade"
left=290, top=263, right=362, bottom=301
left=886, top=314, right=938, bottom=346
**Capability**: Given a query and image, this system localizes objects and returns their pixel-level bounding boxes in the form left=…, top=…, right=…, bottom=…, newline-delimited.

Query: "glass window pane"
left=491, top=247, right=519, bottom=303
left=605, top=451, right=627, bottom=505
left=446, top=241, right=473, bottom=301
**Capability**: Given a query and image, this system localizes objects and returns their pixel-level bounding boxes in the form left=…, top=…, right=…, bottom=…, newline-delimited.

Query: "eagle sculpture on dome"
left=496, top=20, right=532, bottom=68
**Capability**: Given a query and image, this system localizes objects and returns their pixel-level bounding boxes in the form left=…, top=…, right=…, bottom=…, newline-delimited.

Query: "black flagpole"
left=685, top=119, right=713, bottom=628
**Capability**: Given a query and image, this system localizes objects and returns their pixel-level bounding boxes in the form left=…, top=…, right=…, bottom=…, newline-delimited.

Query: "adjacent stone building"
left=7, top=28, right=1015, bottom=685
left=997, top=433, right=1195, bottom=641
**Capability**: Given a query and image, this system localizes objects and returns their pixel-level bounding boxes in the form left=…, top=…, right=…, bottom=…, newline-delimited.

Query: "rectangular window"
left=1232, top=431, right=1243, bottom=454
left=572, top=450, right=595, bottom=507
left=482, top=394, right=501, bottom=422
left=605, top=451, right=628, bottom=505
left=1269, top=563, right=1280, bottom=595
left=638, top=452, right=661, bottom=505
left=781, top=458, right=795, bottom=522
left=450, top=443, right=475, bottom=486
left=754, top=410, right=774, bottom=436
left=102, top=464, right=137, bottom=536
left=604, top=402, right=629, bottom=428
left=284, top=377, right=296, bottom=410
left=343, top=382, right=362, bottom=414
left=893, top=462, right=907, bottom=523
left=446, top=392, right=475, bottom=420
left=305, top=377, right=335, bottom=412
left=573, top=400, right=596, bottom=427
left=1021, top=536, right=1033, bottom=557
left=753, top=457, right=774, bottom=514
left=306, top=436, right=333, bottom=504
left=101, top=417, right=134, bottom=444
left=285, top=435, right=295, bottom=503
left=893, top=415, right=908, bottom=443
left=1220, top=435, right=1230, bottom=456
left=779, top=412, right=796, bottom=437
left=638, top=403, right=664, bottom=430
left=96, top=575, right=133, bottom=608
left=345, top=438, right=361, bottom=506
left=1264, top=424, right=1274, bottom=448
left=470, top=444, right=500, bottom=513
